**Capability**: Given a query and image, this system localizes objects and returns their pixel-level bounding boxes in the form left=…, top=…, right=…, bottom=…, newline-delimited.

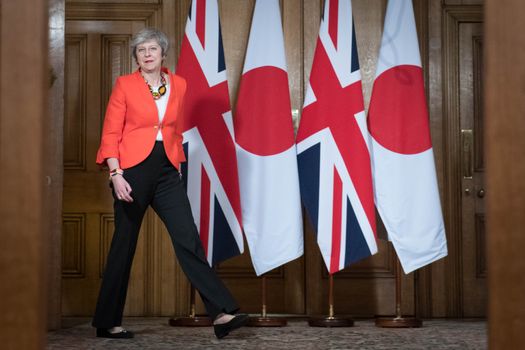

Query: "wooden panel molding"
left=99, top=213, right=114, bottom=277
left=101, top=34, right=131, bottom=122
left=69, top=0, right=160, bottom=3
left=171, top=0, right=191, bottom=66
left=144, top=214, right=164, bottom=315
left=472, top=35, right=484, bottom=172
left=475, top=213, right=486, bottom=278
left=64, top=34, right=87, bottom=170
left=98, top=212, right=149, bottom=316
left=138, top=211, right=155, bottom=315
left=323, top=242, right=395, bottom=279
left=48, top=0, right=65, bottom=330
left=66, top=1, right=161, bottom=24
left=217, top=258, right=284, bottom=279
left=442, top=4, right=483, bottom=317
left=414, top=0, right=430, bottom=79
left=61, top=213, right=86, bottom=278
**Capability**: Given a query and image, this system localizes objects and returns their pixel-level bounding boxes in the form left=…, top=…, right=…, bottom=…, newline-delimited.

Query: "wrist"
left=109, top=168, right=124, bottom=180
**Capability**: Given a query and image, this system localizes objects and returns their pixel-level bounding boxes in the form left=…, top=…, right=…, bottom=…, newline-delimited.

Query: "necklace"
left=142, top=72, right=167, bottom=100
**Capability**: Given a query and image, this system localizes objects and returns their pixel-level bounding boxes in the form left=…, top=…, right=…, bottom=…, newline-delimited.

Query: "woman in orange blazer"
left=93, top=28, right=248, bottom=339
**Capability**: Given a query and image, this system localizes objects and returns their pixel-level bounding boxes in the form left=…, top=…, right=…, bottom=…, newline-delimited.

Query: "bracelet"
left=108, top=168, right=124, bottom=180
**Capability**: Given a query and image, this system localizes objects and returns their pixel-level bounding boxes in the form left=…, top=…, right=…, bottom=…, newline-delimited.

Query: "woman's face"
left=136, top=39, right=163, bottom=72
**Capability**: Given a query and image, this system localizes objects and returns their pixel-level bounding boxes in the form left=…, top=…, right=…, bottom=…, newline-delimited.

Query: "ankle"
left=214, top=313, right=234, bottom=325
left=108, top=326, right=124, bottom=333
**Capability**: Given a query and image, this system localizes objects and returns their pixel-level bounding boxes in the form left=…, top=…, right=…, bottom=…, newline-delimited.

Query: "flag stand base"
left=247, top=276, right=287, bottom=327
left=375, top=252, right=422, bottom=328
left=375, top=316, right=422, bottom=328
left=308, top=275, right=354, bottom=327
left=308, top=316, right=354, bottom=327
left=169, top=285, right=212, bottom=327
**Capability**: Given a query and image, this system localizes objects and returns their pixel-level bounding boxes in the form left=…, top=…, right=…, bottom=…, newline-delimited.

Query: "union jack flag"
left=296, top=0, right=377, bottom=274
left=177, top=0, right=243, bottom=266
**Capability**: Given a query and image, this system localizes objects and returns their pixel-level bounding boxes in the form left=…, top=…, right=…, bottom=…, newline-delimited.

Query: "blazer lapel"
left=131, top=68, right=180, bottom=125
left=133, top=70, right=159, bottom=123
left=163, top=68, right=180, bottom=124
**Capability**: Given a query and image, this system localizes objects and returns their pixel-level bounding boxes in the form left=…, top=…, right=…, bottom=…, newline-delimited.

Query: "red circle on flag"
left=234, top=67, right=295, bottom=156
left=367, top=65, right=432, bottom=155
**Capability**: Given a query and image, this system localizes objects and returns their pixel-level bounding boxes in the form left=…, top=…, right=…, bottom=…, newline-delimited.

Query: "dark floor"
left=47, top=317, right=487, bottom=349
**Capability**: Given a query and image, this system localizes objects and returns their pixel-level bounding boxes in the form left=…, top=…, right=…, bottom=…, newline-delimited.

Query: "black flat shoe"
left=214, top=313, right=249, bottom=339
left=96, top=328, right=134, bottom=339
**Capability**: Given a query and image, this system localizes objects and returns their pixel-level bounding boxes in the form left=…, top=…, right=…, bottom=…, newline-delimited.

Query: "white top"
left=153, top=77, right=170, bottom=141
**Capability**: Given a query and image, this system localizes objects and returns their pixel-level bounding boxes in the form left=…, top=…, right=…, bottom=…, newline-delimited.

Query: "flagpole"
left=309, top=273, right=353, bottom=327
left=247, top=275, right=287, bottom=327
left=375, top=248, right=422, bottom=328
left=169, top=284, right=212, bottom=327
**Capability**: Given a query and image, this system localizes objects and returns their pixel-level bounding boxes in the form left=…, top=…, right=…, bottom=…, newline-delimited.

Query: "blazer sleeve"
left=96, top=77, right=126, bottom=165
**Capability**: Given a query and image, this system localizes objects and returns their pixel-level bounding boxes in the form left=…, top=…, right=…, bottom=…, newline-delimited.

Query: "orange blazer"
left=96, top=68, right=187, bottom=170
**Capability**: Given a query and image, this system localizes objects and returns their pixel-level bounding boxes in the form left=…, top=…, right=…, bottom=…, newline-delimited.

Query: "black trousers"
left=92, top=142, right=238, bottom=328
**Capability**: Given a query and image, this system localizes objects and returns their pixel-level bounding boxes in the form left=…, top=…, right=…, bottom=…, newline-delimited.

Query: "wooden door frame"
left=47, top=0, right=66, bottom=330
left=0, top=0, right=50, bottom=346
left=485, top=0, right=525, bottom=346
left=441, top=5, right=483, bottom=318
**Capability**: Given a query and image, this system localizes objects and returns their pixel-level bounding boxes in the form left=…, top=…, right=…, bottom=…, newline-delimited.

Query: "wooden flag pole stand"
left=375, top=252, right=422, bottom=328
left=309, top=274, right=354, bottom=327
left=169, top=285, right=212, bottom=327
left=247, top=275, right=287, bottom=326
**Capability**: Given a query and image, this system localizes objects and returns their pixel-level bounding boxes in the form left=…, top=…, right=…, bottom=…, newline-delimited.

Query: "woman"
left=93, top=28, right=248, bottom=339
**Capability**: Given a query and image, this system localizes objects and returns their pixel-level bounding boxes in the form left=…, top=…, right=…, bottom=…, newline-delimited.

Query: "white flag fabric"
left=368, top=0, right=447, bottom=273
left=235, top=0, right=304, bottom=276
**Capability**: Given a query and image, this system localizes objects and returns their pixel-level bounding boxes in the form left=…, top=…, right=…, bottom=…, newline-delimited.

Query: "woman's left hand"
left=112, top=175, right=134, bottom=202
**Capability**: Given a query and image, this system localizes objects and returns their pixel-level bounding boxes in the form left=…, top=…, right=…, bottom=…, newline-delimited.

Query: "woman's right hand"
left=112, top=175, right=134, bottom=202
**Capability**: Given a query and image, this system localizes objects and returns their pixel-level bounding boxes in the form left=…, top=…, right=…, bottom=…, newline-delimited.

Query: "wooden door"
left=442, top=3, right=485, bottom=318
left=459, top=22, right=486, bottom=317
left=62, top=18, right=146, bottom=316
left=61, top=1, right=179, bottom=317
